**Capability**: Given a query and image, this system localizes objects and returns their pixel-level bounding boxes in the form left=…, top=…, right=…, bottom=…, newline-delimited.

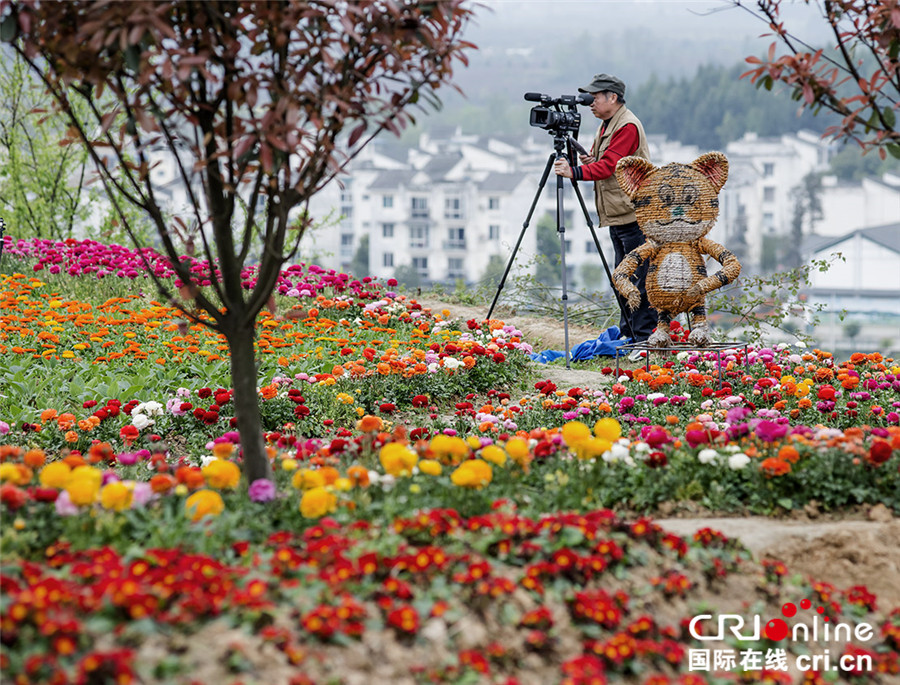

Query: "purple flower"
left=248, top=479, right=277, bottom=503
left=55, top=491, right=79, bottom=516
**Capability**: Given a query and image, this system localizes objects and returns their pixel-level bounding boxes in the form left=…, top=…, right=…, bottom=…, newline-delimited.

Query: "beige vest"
left=591, top=106, right=650, bottom=227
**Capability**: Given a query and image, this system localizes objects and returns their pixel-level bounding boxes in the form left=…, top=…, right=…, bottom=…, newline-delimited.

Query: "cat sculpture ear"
left=691, top=152, right=729, bottom=192
left=615, top=156, right=656, bottom=199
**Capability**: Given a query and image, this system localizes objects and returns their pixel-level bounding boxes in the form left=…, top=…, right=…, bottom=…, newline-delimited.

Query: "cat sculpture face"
left=615, top=152, right=728, bottom=244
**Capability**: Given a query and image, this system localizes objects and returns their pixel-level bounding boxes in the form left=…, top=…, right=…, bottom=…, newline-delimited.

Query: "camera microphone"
left=523, top=92, right=544, bottom=102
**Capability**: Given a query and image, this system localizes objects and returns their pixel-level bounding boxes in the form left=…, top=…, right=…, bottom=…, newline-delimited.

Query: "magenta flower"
left=248, top=478, right=276, bottom=503
left=754, top=420, right=788, bottom=443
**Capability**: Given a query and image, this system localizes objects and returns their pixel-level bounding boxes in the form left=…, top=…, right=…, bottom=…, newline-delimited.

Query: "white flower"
left=142, top=401, right=164, bottom=416
left=634, top=441, right=650, bottom=454
left=199, top=454, right=217, bottom=467
left=443, top=357, right=463, bottom=370
left=795, top=341, right=807, bottom=348
left=676, top=351, right=690, bottom=361
left=647, top=392, right=665, bottom=401
left=698, top=448, right=719, bottom=464
left=427, top=362, right=440, bottom=373
left=617, top=375, right=629, bottom=383
left=131, top=413, right=154, bottom=430
left=728, top=453, right=751, bottom=470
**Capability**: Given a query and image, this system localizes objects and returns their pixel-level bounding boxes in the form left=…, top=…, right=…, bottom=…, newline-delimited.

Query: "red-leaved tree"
left=0, top=0, right=475, bottom=482
left=736, top=0, right=900, bottom=158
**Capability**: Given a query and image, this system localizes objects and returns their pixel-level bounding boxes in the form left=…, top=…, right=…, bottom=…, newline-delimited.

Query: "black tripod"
left=486, top=132, right=635, bottom=369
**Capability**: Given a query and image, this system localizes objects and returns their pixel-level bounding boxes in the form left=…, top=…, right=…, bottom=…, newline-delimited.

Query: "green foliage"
left=707, top=255, right=843, bottom=344
left=349, top=233, right=369, bottom=280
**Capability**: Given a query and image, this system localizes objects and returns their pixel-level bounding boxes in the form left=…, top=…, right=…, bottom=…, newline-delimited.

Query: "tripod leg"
left=556, top=172, right=572, bottom=369
left=487, top=153, right=556, bottom=320
left=569, top=179, right=637, bottom=341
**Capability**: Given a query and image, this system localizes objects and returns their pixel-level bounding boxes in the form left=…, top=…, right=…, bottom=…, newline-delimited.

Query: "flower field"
left=2, top=237, right=900, bottom=685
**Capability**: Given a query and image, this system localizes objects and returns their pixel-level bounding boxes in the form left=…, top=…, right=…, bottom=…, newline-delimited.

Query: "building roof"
left=478, top=172, right=527, bottom=193
left=421, top=152, right=464, bottom=180
left=805, top=222, right=900, bottom=256
left=367, top=170, right=416, bottom=190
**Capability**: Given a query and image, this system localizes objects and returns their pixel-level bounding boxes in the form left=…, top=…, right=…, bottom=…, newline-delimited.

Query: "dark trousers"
left=610, top=221, right=657, bottom=342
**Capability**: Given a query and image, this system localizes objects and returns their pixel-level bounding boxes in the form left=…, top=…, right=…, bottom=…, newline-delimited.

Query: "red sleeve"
left=577, top=124, right=639, bottom=181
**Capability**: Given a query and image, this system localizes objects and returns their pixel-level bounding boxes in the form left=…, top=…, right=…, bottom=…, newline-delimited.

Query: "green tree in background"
left=631, top=63, right=829, bottom=149
left=349, top=234, right=369, bottom=280
left=535, top=211, right=561, bottom=287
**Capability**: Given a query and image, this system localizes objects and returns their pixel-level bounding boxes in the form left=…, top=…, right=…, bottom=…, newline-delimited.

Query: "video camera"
left=525, top=92, right=593, bottom=135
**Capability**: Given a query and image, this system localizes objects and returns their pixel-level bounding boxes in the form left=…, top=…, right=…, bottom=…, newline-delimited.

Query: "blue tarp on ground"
left=529, top=326, right=630, bottom=363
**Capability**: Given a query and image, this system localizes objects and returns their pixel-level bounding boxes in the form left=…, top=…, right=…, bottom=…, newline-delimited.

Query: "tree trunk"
left=226, top=322, right=273, bottom=483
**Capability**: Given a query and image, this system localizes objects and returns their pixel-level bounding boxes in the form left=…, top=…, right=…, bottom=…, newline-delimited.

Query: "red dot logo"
left=764, top=618, right=789, bottom=641
left=800, top=599, right=811, bottom=610
left=781, top=602, right=797, bottom=618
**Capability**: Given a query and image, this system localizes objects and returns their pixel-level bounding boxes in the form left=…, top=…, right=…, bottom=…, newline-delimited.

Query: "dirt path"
left=659, top=515, right=900, bottom=610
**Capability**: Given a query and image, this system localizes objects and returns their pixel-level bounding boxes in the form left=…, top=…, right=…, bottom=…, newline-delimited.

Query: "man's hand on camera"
left=578, top=153, right=596, bottom=165
left=553, top=159, right=573, bottom=178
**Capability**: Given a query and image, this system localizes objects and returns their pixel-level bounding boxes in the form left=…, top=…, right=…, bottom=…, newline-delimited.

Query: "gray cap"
left=578, top=73, right=626, bottom=99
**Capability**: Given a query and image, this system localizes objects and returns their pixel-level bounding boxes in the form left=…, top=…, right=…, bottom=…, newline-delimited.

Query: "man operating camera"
left=553, top=73, right=657, bottom=346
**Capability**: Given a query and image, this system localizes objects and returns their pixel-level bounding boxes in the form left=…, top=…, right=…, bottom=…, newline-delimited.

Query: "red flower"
left=817, top=384, right=836, bottom=401
left=386, top=604, right=420, bottom=634
left=867, top=440, right=893, bottom=466
left=0, top=484, right=28, bottom=510
left=411, top=395, right=429, bottom=408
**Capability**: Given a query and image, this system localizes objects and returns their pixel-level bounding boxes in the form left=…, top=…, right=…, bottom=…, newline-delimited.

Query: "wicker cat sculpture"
left=612, top=152, right=741, bottom=347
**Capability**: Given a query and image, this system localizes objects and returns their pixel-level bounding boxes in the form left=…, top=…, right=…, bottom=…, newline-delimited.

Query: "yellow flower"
left=418, top=459, right=442, bottom=476
left=300, top=486, right=337, bottom=518
left=379, top=443, right=418, bottom=477
left=333, top=477, right=353, bottom=492
left=292, top=468, right=326, bottom=490
left=562, top=421, right=592, bottom=447
left=575, top=437, right=613, bottom=460
left=466, top=436, right=482, bottom=450
left=65, top=466, right=102, bottom=506
left=450, top=459, right=493, bottom=489
left=428, top=434, right=469, bottom=464
left=504, top=437, right=531, bottom=467
left=0, top=463, right=28, bottom=485
left=796, top=384, right=810, bottom=397
left=594, top=417, right=622, bottom=442
left=38, top=461, right=72, bottom=490
left=100, top=481, right=133, bottom=512
left=202, top=459, right=241, bottom=490
left=480, top=445, right=507, bottom=466
left=281, top=458, right=299, bottom=471
left=185, top=489, right=225, bottom=521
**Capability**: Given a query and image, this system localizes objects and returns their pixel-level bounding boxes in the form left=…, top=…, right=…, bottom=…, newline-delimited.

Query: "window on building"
left=410, top=226, right=429, bottom=248
left=585, top=241, right=595, bottom=253
left=382, top=195, right=394, bottom=208
left=563, top=239, right=572, bottom=254
left=382, top=223, right=394, bottom=238
left=763, top=212, right=775, bottom=233
left=444, top=197, right=463, bottom=219
left=763, top=162, right=775, bottom=177
left=411, top=197, right=428, bottom=218
left=488, top=196, right=500, bottom=210
left=340, top=234, right=353, bottom=246
left=383, top=253, right=394, bottom=267
left=763, top=186, right=776, bottom=202
left=448, top=258, right=464, bottom=279
left=412, top=256, right=428, bottom=276
left=447, top=227, right=465, bottom=249
left=489, top=225, right=500, bottom=240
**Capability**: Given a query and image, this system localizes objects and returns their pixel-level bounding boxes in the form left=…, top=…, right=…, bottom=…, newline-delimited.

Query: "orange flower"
left=357, top=415, right=383, bottom=433
left=149, top=473, right=177, bottom=494
left=40, top=408, right=59, bottom=422
left=23, top=449, right=46, bottom=469
left=760, top=457, right=791, bottom=477
left=347, top=465, right=370, bottom=487
left=777, top=445, right=800, bottom=463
